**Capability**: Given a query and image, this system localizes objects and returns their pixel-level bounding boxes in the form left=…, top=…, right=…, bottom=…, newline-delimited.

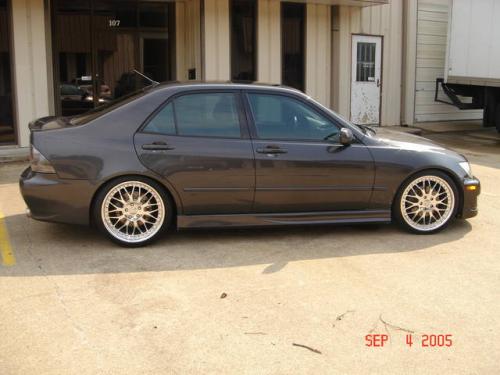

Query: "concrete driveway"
left=0, top=127, right=499, bottom=374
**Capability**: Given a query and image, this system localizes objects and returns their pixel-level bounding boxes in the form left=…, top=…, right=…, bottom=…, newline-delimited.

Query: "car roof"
left=152, top=80, right=303, bottom=95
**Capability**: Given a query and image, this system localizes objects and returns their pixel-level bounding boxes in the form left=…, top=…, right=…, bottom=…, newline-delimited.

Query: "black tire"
left=92, top=176, right=173, bottom=247
left=393, top=170, right=459, bottom=234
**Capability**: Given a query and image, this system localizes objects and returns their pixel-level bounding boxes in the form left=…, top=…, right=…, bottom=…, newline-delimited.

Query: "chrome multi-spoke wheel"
left=398, top=174, right=456, bottom=233
left=100, top=180, right=166, bottom=244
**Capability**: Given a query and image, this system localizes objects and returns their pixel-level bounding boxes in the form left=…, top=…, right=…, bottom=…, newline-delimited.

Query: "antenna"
left=133, top=69, right=160, bottom=86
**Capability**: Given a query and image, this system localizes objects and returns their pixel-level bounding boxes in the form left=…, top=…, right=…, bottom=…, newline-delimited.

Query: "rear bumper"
left=19, top=167, right=94, bottom=225
left=460, top=177, right=480, bottom=219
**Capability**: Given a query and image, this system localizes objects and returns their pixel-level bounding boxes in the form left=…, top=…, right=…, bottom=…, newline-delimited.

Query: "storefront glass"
left=0, top=0, right=15, bottom=144
left=54, top=0, right=175, bottom=116
left=230, top=0, right=256, bottom=82
left=281, top=2, right=305, bottom=92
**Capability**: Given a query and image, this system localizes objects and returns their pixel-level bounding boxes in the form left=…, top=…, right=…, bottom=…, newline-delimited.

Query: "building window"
left=281, top=2, right=305, bottom=92
left=0, top=0, right=15, bottom=145
left=230, top=0, right=256, bottom=82
left=356, top=42, right=376, bottom=82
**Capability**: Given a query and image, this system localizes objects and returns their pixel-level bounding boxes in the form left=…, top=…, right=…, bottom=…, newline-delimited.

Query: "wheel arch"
left=89, top=173, right=182, bottom=227
left=391, top=167, right=464, bottom=218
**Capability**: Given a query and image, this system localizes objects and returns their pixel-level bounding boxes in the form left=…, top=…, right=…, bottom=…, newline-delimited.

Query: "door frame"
left=350, top=33, right=384, bottom=126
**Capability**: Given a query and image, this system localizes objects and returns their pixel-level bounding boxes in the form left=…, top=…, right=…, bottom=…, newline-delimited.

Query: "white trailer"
left=437, top=0, right=500, bottom=130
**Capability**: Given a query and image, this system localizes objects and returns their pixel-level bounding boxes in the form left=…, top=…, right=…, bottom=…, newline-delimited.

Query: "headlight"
left=30, top=146, right=56, bottom=174
left=459, top=161, right=472, bottom=177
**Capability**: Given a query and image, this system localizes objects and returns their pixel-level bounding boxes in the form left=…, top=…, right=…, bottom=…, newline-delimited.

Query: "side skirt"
left=177, top=210, right=391, bottom=229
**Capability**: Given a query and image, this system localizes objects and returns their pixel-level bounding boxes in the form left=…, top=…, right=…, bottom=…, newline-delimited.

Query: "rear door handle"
left=142, top=142, right=175, bottom=151
left=256, top=146, right=288, bottom=154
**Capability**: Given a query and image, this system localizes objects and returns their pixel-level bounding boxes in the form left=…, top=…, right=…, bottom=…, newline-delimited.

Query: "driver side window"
left=247, top=93, right=339, bottom=141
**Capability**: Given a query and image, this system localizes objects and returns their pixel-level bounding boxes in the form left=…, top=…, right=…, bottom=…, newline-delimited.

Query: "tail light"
left=30, top=146, right=56, bottom=174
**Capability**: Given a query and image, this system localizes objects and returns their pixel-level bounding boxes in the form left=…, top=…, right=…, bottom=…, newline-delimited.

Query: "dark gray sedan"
left=20, top=83, right=480, bottom=246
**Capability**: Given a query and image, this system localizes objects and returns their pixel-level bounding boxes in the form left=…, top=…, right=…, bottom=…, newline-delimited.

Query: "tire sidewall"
left=393, top=170, right=459, bottom=234
left=93, top=176, right=173, bottom=247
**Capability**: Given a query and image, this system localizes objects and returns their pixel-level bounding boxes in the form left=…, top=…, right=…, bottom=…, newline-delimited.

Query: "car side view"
left=19, top=83, right=480, bottom=247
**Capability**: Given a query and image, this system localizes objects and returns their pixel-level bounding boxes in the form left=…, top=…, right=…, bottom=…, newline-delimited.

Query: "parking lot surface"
left=0, top=127, right=499, bottom=374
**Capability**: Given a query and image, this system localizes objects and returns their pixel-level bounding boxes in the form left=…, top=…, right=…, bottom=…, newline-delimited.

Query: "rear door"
left=134, top=90, right=255, bottom=215
left=245, top=91, right=375, bottom=213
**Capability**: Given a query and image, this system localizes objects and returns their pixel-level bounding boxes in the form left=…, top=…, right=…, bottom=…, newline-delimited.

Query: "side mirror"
left=339, top=128, right=354, bottom=146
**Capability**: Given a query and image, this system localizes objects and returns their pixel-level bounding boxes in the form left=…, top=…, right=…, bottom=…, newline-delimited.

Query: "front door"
left=245, top=92, right=375, bottom=213
left=350, top=35, right=382, bottom=125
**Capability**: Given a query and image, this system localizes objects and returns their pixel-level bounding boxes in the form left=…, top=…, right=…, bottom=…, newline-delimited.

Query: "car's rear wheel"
left=394, top=171, right=458, bottom=234
left=93, top=177, right=172, bottom=247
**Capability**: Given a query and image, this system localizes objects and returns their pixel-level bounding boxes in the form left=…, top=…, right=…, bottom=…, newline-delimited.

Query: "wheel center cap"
left=423, top=200, right=433, bottom=210
left=126, top=203, right=140, bottom=215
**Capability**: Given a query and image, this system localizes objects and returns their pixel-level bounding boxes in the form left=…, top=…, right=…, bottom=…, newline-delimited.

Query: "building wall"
left=306, top=3, right=331, bottom=107
left=4, top=0, right=425, bottom=151
left=333, top=0, right=403, bottom=126
left=203, top=0, right=230, bottom=80
left=257, top=0, right=280, bottom=84
left=176, top=0, right=202, bottom=81
left=413, top=0, right=482, bottom=122
left=11, top=0, right=51, bottom=148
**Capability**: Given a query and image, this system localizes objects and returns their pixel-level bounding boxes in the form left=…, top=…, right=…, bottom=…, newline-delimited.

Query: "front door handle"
left=142, top=141, right=175, bottom=151
left=256, top=145, right=288, bottom=155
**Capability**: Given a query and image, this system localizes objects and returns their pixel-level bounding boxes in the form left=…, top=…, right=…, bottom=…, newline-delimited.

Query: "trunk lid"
left=29, top=116, right=74, bottom=131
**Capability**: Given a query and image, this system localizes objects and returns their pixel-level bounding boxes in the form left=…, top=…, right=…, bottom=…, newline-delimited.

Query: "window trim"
left=138, top=89, right=251, bottom=140
left=242, top=91, right=346, bottom=144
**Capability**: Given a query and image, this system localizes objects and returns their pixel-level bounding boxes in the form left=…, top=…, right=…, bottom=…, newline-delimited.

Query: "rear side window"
left=143, top=102, right=176, bottom=134
left=144, top=92, right=242, bottom=138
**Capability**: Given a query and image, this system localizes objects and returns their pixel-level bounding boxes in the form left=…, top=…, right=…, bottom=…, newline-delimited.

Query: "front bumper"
left=19, top=167, right=95, bottom=225
left=460, top=177, right=480, bottom=219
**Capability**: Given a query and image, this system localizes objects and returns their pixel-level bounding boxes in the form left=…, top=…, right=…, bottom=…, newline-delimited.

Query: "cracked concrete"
left=0, top=126, right=499, bottom=374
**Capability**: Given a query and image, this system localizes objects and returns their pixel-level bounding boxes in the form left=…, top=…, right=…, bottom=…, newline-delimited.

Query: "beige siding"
left=415, top=0, right=482, bottom=122
left=176, top=0, right=202, bottom=81
left=305, top=3, right=331, bottom=107
left=257, top=0, right=280, bottom=84
left=203, top=0, right=230, bottom=80
left=402, top=0, right=417, bottom=125
left=12, top=0, right=51, bottom=147
left=332, top=1, right=403, bottom=126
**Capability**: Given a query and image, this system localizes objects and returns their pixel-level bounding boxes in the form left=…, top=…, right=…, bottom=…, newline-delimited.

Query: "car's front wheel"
left=93, top=177, right=172, bottom=247
left=394, top=171, right=459, bottom=234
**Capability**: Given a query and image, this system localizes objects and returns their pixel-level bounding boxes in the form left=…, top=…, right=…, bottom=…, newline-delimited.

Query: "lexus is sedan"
left=20, top=83, right=480, bottom=247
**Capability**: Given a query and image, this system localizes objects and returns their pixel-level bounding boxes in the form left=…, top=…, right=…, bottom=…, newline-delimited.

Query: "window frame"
left=138, top=89, right=251, bottom=140
left=242, top=90, right=346, bottom=144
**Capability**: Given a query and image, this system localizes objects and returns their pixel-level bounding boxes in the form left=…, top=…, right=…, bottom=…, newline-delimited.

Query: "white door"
left=350, top=35, right=382, bottom=125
